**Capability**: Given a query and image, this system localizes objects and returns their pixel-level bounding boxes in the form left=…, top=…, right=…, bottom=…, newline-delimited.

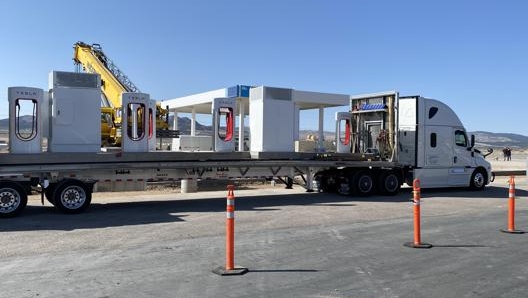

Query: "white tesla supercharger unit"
left=122, top=92, right=150, bottom=152
left=335, top=112, right=352, bottom=153
left=249, top=86, right=295, bottom=152
left=8, top=87, right=43, bottom=153
left=148, top=99, right=157, bottom=151
left=212, top=97, right=236, bottom=152
left=48, top=71, right=101, bottom=152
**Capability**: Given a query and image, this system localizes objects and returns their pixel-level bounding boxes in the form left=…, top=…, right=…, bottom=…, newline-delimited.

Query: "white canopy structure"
left=162, top=85, right=349, bottom=152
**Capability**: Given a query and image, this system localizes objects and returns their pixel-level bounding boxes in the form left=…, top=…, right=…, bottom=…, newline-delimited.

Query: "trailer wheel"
left=53, top=180, right=92, bottom=214
left=337, top=173, right=353, bottom=195
left=0, top=181, right=28, bottom=218
left=378, top=171, right=400, bottom=196
left=469, top=169, right=486, bottom=191
left=353, top=171, right=374, bottom=196
left=318, top=176, right=338, bottom=193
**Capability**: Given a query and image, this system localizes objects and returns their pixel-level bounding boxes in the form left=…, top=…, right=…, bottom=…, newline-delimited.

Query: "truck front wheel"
left=53, top=180, right=92, bottom=214
left=470, top=169, right=487, bottom=191
left=0, top=181, right=28, bottom=218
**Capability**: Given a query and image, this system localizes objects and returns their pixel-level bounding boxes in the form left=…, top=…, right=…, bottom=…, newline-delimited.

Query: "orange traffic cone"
left=501, top=176, right=524, bottom=234
left=213, top=185, right=249, bottom=275
left=404, top=179, right=432, bottom=248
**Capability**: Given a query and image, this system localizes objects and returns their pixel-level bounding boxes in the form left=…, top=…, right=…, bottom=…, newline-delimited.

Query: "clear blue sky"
left=1, top=0, right=526, bottom=135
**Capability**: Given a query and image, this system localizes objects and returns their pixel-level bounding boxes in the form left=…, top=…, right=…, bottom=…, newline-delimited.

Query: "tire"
left=337, top=173, right=353, bottom=196
left=353, top=170, right=375, bottom=196
left=469, top=169, right=487, bottom=191
left=44, top=185, right=56, bottom=205
left=378, top=171, right=401, bottom=196
left=53, top=180, right=92, bottom=214
left=0, top=181, right=28, bottom=218
left=319, top=175, right=338, bottom=193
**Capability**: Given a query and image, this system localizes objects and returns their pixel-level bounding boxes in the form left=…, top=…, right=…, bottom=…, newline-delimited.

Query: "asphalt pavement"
left=1, top=179, right=527, bottom=298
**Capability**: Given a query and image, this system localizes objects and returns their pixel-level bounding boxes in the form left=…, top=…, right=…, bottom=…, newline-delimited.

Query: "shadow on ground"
left=2, top=184, right=525, bottom=232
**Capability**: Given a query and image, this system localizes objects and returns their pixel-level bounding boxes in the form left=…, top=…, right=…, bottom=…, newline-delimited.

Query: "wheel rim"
left=0, top=188, right=21, bottom=213
left=384, top=174, right=399, bottom=193
left=473, top=172, right=485, bottom=188
left=357, top=175, right=373, bottom=193
left=60, top=186, right=86, bottom=210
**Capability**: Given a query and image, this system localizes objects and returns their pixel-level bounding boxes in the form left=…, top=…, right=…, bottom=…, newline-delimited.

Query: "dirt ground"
left=488, top=149, right=527, bottom=171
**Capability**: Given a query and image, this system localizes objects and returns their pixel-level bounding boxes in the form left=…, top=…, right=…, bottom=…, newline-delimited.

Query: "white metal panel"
left=293, top=90, right=349, bottom=109
left=249, top=86, right=295, bottom=152
left=163, top=88, right=227, bottom=113
left=49, top=87, right=101, bottom=152
left=42, top=91, right=50, bottom=139
left=414, top=168, right=448, bottom=188
left=397, top=97, right=417, bottom=166
left=424, top=125, right=452, bottom=168
left=415, top=97, right=426, bottom=168
left=8, top=87, right=43, bottom=153
left=249, top=87, right=264, bottom=152
left=172, top=135, right=212, bottom=151
left=423, top=97, right=464, bottom=127
left=398, top=97, right=417, bottom=127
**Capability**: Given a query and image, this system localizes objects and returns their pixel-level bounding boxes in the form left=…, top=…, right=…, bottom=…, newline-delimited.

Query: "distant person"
left=507, top=147, right=512, bottom=161
left=503, top=147, right=508, bottom=161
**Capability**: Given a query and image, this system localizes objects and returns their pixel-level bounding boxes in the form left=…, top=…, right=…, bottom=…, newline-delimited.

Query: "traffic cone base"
left=403, top=242, right=433, bottom=249
left=500, top=229, right=525, bottom=234
left=212, top=266, right=249, bottom=276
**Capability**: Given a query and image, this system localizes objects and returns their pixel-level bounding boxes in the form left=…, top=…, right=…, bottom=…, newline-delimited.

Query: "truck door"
left=448, top=128, right=474, bottom=186
left=417, top=125, right=451, bottom=187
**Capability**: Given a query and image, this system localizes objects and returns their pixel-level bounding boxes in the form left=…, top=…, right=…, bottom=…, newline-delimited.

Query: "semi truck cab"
left=398, top=94, right=491, bottom=189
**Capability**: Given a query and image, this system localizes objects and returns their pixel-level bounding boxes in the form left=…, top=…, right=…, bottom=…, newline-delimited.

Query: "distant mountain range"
left=1, top=116, right=527, bottom=148
left=472, top=131, right=528, bottom=149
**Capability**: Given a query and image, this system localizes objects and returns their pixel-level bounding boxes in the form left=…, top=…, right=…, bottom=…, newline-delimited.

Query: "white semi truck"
left=322, top=91, right=492, bottom=195
left=0, top=73, right=492, bottom=218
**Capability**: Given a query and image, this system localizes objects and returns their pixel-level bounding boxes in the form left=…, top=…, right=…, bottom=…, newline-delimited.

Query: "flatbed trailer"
left=1, top=84, right=492, bottom=219
left=0, top=151, right=401, bottom=217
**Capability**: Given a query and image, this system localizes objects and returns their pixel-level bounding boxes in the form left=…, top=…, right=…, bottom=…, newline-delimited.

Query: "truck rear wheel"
left=353, top=171, right=374, bottom=196
left=378, top=171, right=400, bottom=196
left=53, top=180, right=92, bottom=214
left=0, top=181, right=28, bottom=218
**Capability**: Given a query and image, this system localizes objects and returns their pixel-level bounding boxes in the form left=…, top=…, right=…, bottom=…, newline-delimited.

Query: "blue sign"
left=227, top=85, right=252, bottom=98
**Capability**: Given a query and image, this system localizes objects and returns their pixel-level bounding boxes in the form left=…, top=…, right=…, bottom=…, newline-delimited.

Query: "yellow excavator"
left=73, top=41, right=176, bottom=146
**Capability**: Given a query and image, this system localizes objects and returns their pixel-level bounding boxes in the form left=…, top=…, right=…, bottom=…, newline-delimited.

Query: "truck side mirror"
left=470, top=134, right=475, bottom=148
